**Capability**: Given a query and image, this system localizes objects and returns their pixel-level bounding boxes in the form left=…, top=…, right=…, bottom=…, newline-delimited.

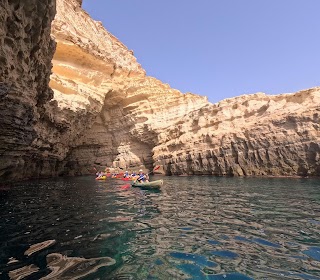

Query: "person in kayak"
left=137, top=170, right=149, bottom=183
left=96, top=171, right=103, bottom=178
left=123, top=171, right=129, bottom=178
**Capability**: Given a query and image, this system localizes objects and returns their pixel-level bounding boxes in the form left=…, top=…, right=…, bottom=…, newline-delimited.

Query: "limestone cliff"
left=0, top=0, right=319, bottom=182
left=49, top=0, right=208, bottom=175
left=50, top=0, right=319, bottom=177
left=0, top=0, right=56, bottom=181
left=154, top=89, right=320, bottom=176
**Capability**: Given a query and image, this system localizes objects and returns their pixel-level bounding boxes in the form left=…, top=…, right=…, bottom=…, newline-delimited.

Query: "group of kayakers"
left=95, top=169, right=149, bottom=183
left=130, top=169, right=149, bottom=183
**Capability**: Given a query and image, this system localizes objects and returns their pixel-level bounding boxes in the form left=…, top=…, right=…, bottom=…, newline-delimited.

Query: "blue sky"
left=82, top=0, right=320, bottom=103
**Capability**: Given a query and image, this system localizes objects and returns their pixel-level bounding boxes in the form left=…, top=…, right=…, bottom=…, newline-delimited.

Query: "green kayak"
left=131, top=180, right=163, bottom=189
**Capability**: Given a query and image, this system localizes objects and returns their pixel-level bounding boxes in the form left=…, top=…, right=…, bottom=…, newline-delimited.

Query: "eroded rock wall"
left=154, top=89, right=320, bottom=176
left=50, top=0, right=208, bottom=175
left=67, top=78, right=208, bottom=174
left=0, top=0, right=57, bottom=181
left=52, top=0, right=319, bottom=177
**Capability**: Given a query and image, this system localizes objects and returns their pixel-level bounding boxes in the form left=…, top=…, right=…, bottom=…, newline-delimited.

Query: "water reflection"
left=0, top=176, right=319, bottom=279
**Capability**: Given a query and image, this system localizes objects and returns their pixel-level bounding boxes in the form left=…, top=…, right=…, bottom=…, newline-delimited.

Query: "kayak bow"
left=131, top=180, right=163, bottom=189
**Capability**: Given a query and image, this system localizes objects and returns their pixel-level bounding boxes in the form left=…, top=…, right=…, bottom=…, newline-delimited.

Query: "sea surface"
left=0, top=176, right=320, bottom=280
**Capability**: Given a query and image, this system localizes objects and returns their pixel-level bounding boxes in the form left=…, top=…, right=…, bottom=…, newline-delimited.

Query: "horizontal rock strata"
left=0, top=0, right=319, bottom=182
left=49, top=0, right=208, bottom=175
left=154, top=89, right=320, bottom=176
left=51, top=0, right=319, bottom=177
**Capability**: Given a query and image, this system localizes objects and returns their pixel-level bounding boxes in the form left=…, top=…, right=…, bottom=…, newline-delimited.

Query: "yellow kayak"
left=95, top=176, right=106, bottom=180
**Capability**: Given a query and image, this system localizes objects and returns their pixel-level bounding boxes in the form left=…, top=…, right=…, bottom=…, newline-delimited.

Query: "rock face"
left=0, top=0, right=56, bottom=181
left=49, top=0, right=319, bottom=177
left=49, top=0, right=208, bottom=175
left=154, top=89, right=320, bottom=176
left=0, top=0, right=319, bottom=182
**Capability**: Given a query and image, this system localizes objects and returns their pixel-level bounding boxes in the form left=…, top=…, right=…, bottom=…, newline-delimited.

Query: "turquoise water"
left=0, top=176, right=320, bottom=279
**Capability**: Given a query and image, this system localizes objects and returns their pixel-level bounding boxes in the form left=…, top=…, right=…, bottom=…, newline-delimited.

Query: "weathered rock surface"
left=0, top=0, right=57, bottom=181
left=0, top=0, right=319, bottom=181
left=154, top=89, right=320, bottom=176
left=50, top=0, right=319, bottom=177
left=49, top=0, right=208, bottom=175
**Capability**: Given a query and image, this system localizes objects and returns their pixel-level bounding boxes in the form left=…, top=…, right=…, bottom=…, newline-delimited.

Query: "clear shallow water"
left=0, top=176, right=320, bottom=279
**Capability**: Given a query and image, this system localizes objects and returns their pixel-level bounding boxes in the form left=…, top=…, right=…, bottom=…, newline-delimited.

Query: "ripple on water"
left=24, top=239, right=56, bottom=256
left=234, top=236, right=253, bottom=243
left=251, top=237, right=282, bottom=248
left=170, top=251, right=217, bottom=268
left=206, top=273, right=254, bottom=280
left=8, top=264, right=39, bottom=280
left=207, top=240, right=221, bottom=245
left=303, top=247, right=320, bottom=261
left=1, top=176, right=320, bottom=279
left=174, top=263, right=254, bottom=280
left=209, top=250, right=239, bottom=259
left=42, top=253, right=116, bottom=279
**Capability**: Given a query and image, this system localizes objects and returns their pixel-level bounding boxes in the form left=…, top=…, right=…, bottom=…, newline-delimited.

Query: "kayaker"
left=123, top=171, right=129, bottom=178
left=137, top=169, right=149, bottom=183
left=137, top=170, right=144, bottom=182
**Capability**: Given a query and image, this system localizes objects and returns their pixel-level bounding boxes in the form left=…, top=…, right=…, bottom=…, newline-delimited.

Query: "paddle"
left=149, top=165, right=160, bottom=175
left=92, top=166, right=99, bottom=177
left=120, top=184, right=131, bottom=190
